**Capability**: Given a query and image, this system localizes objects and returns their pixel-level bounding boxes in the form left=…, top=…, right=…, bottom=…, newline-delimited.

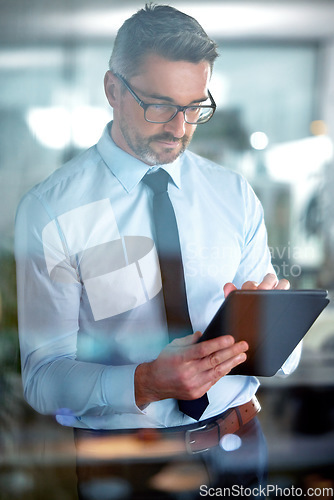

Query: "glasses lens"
left=185, top=106, right=214, bottom=124
left=145, top=104, right=178, bottom=123
left=145, top=104, right=215, bottom=124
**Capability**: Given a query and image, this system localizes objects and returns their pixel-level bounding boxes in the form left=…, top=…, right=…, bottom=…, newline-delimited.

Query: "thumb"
left=172, top=330, right=202, bottom=346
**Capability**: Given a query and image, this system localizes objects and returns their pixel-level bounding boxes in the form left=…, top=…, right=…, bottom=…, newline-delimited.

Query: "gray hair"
left=109, top=3, right=219, bottom=78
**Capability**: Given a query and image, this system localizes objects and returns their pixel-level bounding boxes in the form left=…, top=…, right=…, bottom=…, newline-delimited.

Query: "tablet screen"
left=198, top=289, right=329, bottom=376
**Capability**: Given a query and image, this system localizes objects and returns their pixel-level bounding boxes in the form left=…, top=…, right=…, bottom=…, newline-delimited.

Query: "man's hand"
left=135, top=273, right=289, bottom=409
left=223, top=272, right=290, bottom=298
left=135, top=331, right=248, bottom=408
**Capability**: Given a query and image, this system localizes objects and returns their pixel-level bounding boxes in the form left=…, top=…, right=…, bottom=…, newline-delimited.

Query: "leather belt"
left=184, top=396, right=261, bottom=454
left=75, top=396, right=261, bottom=460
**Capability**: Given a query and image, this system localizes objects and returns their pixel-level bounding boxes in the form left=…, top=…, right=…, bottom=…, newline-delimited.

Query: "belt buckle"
left=185, top=424, right=210, bottom=454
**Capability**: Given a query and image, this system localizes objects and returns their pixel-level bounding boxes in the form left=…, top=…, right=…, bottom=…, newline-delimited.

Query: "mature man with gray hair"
left=15, top=4, right=299, bottom=499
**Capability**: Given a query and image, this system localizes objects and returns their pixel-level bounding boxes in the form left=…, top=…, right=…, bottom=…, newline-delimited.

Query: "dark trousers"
left=75, top=417, right=267, bottom=500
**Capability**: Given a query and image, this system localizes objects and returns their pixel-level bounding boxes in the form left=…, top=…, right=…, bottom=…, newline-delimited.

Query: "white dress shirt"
left=15, top=122, right=300, bottom=430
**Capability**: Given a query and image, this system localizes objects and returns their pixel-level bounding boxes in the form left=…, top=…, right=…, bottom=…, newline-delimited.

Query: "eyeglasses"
left=115, top=73, right=216, bottom=125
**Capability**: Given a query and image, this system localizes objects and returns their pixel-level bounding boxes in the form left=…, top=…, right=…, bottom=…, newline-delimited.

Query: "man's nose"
left=163, top=111, right=186, bottom=138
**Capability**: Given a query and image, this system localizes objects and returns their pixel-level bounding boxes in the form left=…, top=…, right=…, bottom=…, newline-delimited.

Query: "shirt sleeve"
left=233, top=177, right=301, bottom=375
left=233, top=177, right=275, bottom=287
left=15, top=193, right=143, bottom=418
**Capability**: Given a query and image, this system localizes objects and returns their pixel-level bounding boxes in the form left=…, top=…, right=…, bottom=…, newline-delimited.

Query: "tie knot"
left=143, top=169, right=170, bottom=195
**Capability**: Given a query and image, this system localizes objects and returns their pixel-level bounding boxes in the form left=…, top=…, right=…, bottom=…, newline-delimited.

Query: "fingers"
left=212, top=350, right=247, bottom=378
left=256, top=273, right=278, bottom=289
left=224, top=273, right=290, bottom=296
left=240, top=280, right=259, bottom=290
left=187, top=336, right=248, bottom=382
left=204, top=340, right=248, bottom=373
left=184, top=333, right=235, bottom=362
left=187, top=342, right=249, bottom=397
left=256, top=273, right=290, bottom=290
left=241, top=272, right=276, bottom=290
left=223, top=282, right=237, bottom=298
left=147, top=333, right=249, bottom=402
left=173, top=339, right=249, bottom=400
left=239, top=273, right=290, bottom=291
left=275, top=278, right=290, bottom=290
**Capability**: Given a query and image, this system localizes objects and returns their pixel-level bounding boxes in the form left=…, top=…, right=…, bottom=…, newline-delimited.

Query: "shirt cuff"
left=277, top=341, right=303, bottom=377
left=102, top=364, right=145, bottom=414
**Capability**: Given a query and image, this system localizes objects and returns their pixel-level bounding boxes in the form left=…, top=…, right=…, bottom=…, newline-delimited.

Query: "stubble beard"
left=119, top=119, right=192, bottom=166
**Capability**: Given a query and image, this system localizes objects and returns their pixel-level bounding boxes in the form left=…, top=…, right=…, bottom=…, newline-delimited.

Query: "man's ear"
left=104, top=71, right=118, bottom=108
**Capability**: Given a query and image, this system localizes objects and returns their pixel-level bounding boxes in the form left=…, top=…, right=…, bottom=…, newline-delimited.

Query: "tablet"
left=198, top=289, right=329, bottom=377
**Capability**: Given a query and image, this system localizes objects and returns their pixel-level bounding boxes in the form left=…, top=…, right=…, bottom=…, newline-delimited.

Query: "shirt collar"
left=96, top=122, right=182, bottom=193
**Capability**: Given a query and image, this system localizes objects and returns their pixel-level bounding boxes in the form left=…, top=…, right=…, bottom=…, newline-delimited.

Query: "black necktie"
left=143, top=169, right=209, bottom=420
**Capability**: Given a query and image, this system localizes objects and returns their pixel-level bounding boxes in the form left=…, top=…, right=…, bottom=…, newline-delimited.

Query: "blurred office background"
left=0, top=0, right=334, bottom=498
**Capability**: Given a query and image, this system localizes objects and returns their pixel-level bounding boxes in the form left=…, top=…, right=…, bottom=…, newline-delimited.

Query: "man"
left=15, top=4, right=300, bottom=499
